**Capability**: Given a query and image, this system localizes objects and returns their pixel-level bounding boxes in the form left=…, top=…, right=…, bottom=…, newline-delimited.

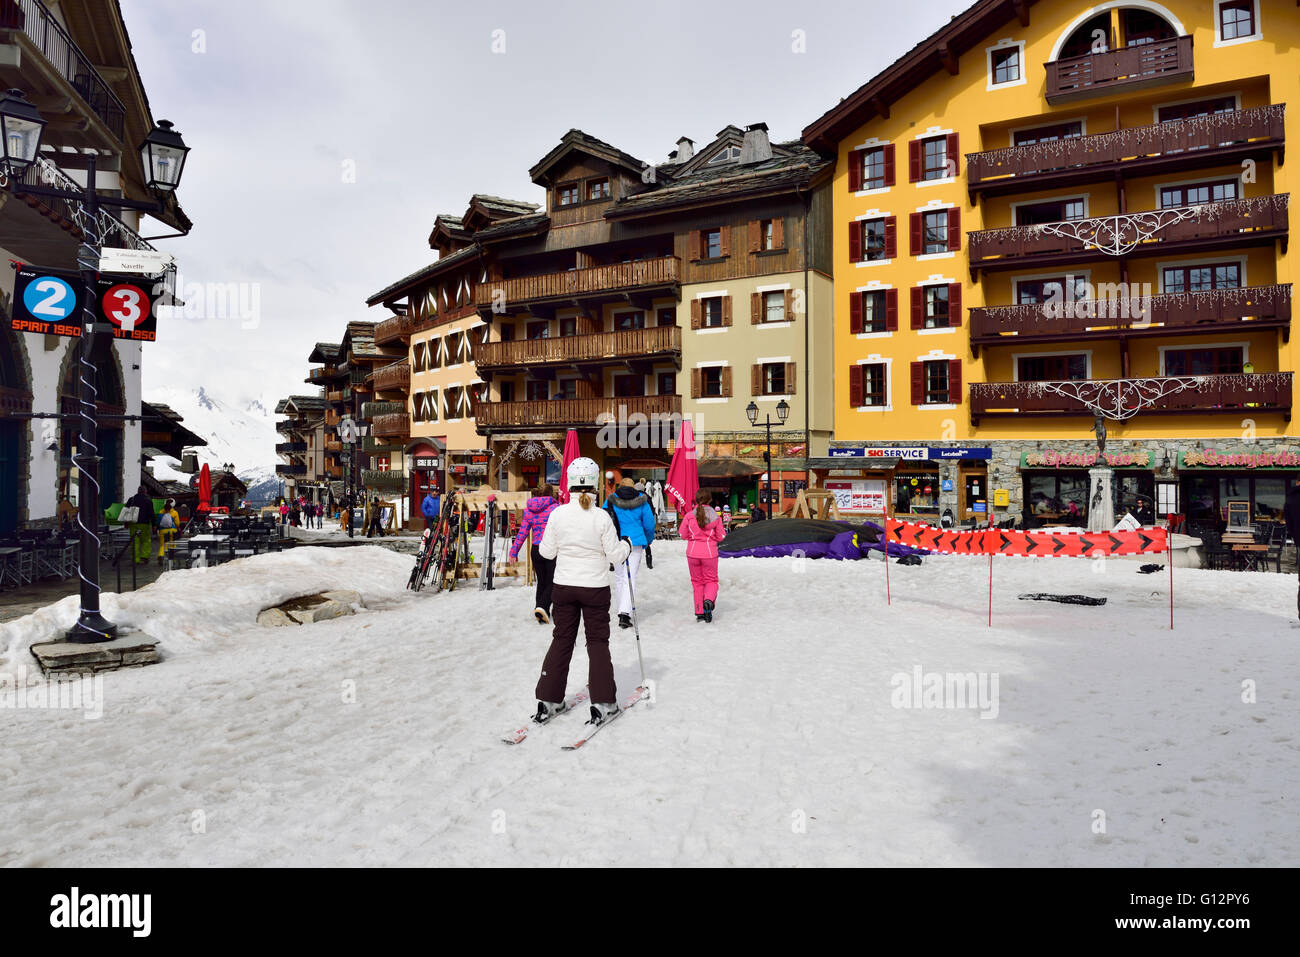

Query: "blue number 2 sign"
left=22, top=275, right=78, bottom=322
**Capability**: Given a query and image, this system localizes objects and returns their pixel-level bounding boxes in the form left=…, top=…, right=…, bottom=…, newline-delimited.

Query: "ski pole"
left=624, top=557, right=647, bottom=688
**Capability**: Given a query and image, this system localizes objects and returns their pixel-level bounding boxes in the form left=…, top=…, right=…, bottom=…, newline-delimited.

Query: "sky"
left=122, top=0, right=961, bottom=411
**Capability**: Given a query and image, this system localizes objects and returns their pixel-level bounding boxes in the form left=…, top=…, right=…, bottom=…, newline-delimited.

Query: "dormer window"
left=557, top=183, right=578, bottom=207
left=587, top=178, right=610, bottom=201
left=706, top=146, right=742, bottom=165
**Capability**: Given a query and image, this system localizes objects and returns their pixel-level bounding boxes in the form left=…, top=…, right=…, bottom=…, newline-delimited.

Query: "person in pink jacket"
left=679, top=488, right=727, bottom=623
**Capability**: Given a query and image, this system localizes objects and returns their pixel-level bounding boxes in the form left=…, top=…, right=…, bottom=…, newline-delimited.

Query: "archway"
left=0, top=324, right=33, bottom=533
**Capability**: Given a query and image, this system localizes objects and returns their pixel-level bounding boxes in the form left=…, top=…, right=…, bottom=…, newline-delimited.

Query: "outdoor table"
left=1232, top=543, right=1270, bottom=571
left=189, top=534, right=230, bottom=543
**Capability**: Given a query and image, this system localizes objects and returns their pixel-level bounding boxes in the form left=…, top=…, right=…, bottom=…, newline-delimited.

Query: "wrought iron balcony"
left=1046, top=35, right=1193, bottom=104
left=473, top=325, right=681, bottom=371
left=473, top=257, right=680, bottom=311
left=472, top=394, right=682, bottom=430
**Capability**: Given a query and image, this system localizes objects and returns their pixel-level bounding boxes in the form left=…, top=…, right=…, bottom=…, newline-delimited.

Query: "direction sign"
left=99, top=248, right=175, bottom=276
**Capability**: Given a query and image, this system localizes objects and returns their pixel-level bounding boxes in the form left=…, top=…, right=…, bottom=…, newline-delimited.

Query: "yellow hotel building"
left=804, top=0, right=1297, bottom=530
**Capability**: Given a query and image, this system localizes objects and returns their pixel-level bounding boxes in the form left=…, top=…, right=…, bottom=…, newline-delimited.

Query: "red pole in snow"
left=1168, top=528, right=1174, bottom=630
left=884, top=516, right=892, bottom=605
left=987, top=514, right=994, bottom=628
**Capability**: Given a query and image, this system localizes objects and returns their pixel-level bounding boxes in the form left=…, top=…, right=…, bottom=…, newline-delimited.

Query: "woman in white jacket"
left=534, top=457, right=631, bottom=726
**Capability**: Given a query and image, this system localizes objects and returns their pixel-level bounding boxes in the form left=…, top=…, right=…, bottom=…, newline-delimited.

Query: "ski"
left=480, top=496, right=497, bottom=590
left=562, top=685, right=649, bottom=750
left=501, top=686, right=590, bottom=745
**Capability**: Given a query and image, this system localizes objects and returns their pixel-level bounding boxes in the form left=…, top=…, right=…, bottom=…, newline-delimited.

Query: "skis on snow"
left=561, top=685, right=650, bottom=751
left=500, top=686, right=590, bottom=745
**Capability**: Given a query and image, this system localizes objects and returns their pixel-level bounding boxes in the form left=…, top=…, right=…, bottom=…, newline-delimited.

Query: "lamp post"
left=0, top=89, right=190, bottom=643
left=745, top=398, right=789, bottom=517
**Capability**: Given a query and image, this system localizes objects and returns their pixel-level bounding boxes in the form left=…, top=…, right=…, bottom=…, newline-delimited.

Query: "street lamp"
left=0, top=89, right=190, bottom=643
left=745, top=398, right=789, bottom=517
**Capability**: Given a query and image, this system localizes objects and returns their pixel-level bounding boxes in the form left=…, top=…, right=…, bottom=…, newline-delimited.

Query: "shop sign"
left=414, top=456, right=440, bottom=469
left=782, top=445, right=805, bottom=457
left=467, top=463, right=488, bottom=476
left=783, top=479, right=808, bottom=496
left=1180, top=448, right=1300, bottom=469
left=829, top=447, right=929, bottom=460
left=929, top=447, right=992, bottom=460
left=1021, top=449, right=1151, bottom=469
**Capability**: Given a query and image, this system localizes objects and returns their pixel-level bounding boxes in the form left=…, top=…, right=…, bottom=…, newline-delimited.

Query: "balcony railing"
left=275, top=419, right=304, bottom=433
left=968, top=195, right=1289, bottom=267
left=371, top=413, right=410, bottom=438
left=307, top=367, right=339, bottom=383
left=0, top=0, right=127, bottom=139
left=372, top=359, right=411, bottom=392
left=275, top=464, right=307, bottom=476
left=967, top=104, right=1285, bottom=190
left=275, top=441, right=307, bottom=453
left=970, top=284, right=1292, bottom=348
left=970, top=373, right=1292, bottom=420
left=7, top=156, right=155, bottom=251
left=472, top=257, right=680, bottom=309
left=1046, top=35, right=1193, bottom=104
left=325, top=440, right=342, bottom=453
left=362, top=469, right=406, bottom=489
left=473, top=325, right=681, bottom=370
left=472, top=394, right=682, bottom=429
left=374, top=315, right=415, bottom=345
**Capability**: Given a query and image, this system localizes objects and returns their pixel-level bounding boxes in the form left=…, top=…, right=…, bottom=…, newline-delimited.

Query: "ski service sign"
left=10, top=265, right=162, bottom=341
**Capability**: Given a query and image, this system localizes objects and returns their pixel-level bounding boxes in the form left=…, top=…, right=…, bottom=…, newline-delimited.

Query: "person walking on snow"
left=421, top=489, right=440, bottom=530
left=510, top=483, right=559, bottom=624
left=124, top=485, right=156, bottom=565
left=680, top=488, right=726, bottom=622
left=604, top=477, right=656, bottom=630
left=534, top=458, right=631, bottom=727
left=156, top=498, right=180, bottom=564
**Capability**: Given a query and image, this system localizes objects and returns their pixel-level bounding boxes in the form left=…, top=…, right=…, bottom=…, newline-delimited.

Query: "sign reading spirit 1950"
left=9, top=265, right=162, bottom=341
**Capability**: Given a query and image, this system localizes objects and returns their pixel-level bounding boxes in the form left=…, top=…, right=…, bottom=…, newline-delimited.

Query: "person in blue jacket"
left=604, top=478, right=656, bottom=629
left=421, top=489, right=441, bottom=530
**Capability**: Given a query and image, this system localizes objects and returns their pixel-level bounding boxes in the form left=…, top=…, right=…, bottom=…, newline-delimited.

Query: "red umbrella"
left=664, top=418, right=698, bottom=514
left=197, top=463, right=211, bottom=513
left=558, top=428, right=581, bottom=503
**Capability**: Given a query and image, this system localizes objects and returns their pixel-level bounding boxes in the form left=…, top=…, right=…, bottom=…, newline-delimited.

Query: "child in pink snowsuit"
left=679, top=488, right=727, bottom=623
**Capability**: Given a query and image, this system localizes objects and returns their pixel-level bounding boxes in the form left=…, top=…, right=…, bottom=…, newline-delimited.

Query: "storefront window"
left=1024, top=472, right=1088, bottom=526
left=1116, top=474, right=1155, bottom=519
left=1252, top=478, right=1286, bottom=520
left=896, top=472, right=940, bottom=515
left=1181, top=473, right=1296, bottom=525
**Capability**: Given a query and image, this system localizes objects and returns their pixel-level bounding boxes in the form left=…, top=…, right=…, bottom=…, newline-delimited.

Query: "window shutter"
left=911, top=362, right=925, bottom=405
left=773, top=217, right=785, bottom=249
left=748, top=220, right=760, bottom=253
left=721, top=366, right=733, bottom=398
left=946, top=133, right=960, bottom=178
left=751, top=292, right=762, bottom=324
left=849, top=221, right=862, bottom=262
left=947, top=207, right=961, bottom=251
left=849, top=292, right=863, bottom=334
left=785, top=362, right=797, bottom=396
left=688, top=230, right=701, bottom=261
left=908, top=139, right=922, bottom=182
left=691, top=299, right=702, bottom=329
left=722, top=295, right=732, bottom=326
left=783, top=289, right=793, bottom=319
left=848, top=149, right=863, bottom=192
left=949, top=283, right=963, bottom=327
left=751, top=364, right=762, bottom=396
left=884, top=217, right=897, bottom=259
left=910, top=286, right=924, bottom=329
left=691, top=368, right=701, bottom=399
left=885, top=289, right=899, bottom=331
left=909, top=212, right=923, bottom=256
left=720, top=226, right=731, bottom=257
left=849, top=364, right=864, bottom=407
left=883, top=144, right=896, bottom=186
left=948, top=360, right=963, bottom=400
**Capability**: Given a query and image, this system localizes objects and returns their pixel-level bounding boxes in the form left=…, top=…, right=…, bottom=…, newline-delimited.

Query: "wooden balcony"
left=472, top=257, right=680, bottom=311
left=371, top=412, right=410, bottom=438
left=326, top=465, right=343, bottom=479
left=325, top=439, right=343, bottom=453
left=968, top=195, right=1288, bottom=272
left=473, top=394, right=682, bottom=430
left=275, top=419, right=304, bottom=434
left=374, top=315, right=415, bottom=346
left=306, top=366, right=340, bottom=383
left=1046, top=35, right=1193, bottom=104
left=275, top=441, right=307, bottom=453
left=362, top=469, right=406, bottom=490
left=371, top=359, right=410, bottom=392
left=473, top=325, right=681, bottom=371
left=275, top=464, right=307, bottom=476
left=970, top=373, right=1292, bottom=422
left=970, top=284, right=1292, bottom=352
left=967, top=105, right=1285, bottom=199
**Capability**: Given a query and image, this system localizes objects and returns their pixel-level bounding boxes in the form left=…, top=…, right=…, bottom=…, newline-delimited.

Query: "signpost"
left=10, top=265, right=165, bottom=341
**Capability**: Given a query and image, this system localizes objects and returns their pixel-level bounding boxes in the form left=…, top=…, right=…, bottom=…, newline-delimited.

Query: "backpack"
left=158, top=512, right=176, bottom=530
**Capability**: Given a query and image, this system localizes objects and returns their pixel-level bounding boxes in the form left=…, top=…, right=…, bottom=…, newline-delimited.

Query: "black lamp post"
left=745, top=398, right=789, bottom=516
left=0, top=89, right=190, bottom=643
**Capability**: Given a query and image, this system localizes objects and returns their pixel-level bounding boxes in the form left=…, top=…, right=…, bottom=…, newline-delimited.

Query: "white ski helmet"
left=566, top=457, right=600, bottom=491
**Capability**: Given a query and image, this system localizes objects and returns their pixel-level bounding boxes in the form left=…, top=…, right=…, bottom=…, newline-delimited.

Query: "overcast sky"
left=122, top=0, right=959, bottom=411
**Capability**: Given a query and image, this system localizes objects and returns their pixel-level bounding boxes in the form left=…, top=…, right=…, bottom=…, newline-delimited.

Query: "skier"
left=679, top=488, right=726, bottom=623
left=510, top=483, right=559, bottom=624
left=534, top=457, right=631, bottom=726
left=421, top=489, right=440, bottom=530
left=603, top=477, right=656, bottom=629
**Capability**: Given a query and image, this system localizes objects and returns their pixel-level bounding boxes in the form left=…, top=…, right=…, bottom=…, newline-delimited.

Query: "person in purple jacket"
left=510, top=483, right=560, bottom=624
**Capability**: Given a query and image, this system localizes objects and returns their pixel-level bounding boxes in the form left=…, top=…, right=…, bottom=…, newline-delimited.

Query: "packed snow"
left=1, top=543, right=1296, bottom=866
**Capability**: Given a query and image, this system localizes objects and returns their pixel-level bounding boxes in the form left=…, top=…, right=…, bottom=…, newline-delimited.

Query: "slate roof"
left=366, top=243, right=483, bottom=306
left=529, top=128, right=647, bottom=185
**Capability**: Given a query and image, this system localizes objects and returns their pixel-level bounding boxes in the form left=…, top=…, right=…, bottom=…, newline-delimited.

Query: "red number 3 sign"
left=102, top=283, right=151, bottom=331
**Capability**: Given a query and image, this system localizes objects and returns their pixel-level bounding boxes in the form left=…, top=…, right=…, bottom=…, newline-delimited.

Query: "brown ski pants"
left=535, top=583, right=616, bottom=705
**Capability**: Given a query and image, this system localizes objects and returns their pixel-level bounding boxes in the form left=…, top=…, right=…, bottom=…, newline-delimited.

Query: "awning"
left=697, top=457, right=765, bottom=478
left=807, top=456, right=899, bottom=470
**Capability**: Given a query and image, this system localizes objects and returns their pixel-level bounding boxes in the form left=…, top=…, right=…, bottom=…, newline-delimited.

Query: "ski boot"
left=696, top=613, right=706, bottom=623
left=618, top=613, right=633, bottom=630
left=533, top=700, right=564, bottom=724
left=703, top=599, right=715, bottom=623
left=534, top=607, right=550, bottom=625
left=588, top=702, right=619, bottom=726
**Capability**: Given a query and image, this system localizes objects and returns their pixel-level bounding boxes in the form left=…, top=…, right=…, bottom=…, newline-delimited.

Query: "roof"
left=472, top=211, right=551, bottom=243
left=802, top=0, right=1037, bottom=153
left=366, top=243, right=482, bottom=306
left=467, top=194, right=538, bottom=218
left=308, top=342, right=342, bottom=363
left=280, top=395, right=326, bottom=414
left=529, top=128, right=647, bottom=186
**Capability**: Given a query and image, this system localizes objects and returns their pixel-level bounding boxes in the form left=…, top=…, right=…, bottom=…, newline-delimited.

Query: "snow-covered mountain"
left=145, top=386, right=281, bottom=491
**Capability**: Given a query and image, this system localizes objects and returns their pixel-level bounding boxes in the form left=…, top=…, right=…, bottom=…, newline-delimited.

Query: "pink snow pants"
left=687, top=556, right=718, bottom=614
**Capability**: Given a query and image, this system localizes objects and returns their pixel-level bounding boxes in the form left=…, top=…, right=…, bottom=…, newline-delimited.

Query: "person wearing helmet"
left=534, top=457, right=632, bottom=727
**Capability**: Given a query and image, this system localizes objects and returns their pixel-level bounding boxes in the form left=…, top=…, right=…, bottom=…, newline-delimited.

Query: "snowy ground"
left=1, top=542, right=1296, bottom=867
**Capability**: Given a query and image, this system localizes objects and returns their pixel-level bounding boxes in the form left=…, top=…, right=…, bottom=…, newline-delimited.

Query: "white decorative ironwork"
left=2, top=156, right=158, bottom=252
left=971, top=373, right=1293, bottom=421
left=1037, top=206, right=1200, bottom=256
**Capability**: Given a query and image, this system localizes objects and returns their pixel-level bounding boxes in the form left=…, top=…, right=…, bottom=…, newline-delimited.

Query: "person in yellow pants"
left=156, top=498, right=180, bottom=565
left=125, top=486, right=157, bottom=564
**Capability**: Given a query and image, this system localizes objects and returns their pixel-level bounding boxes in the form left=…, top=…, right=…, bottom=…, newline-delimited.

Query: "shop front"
left=407, top=440, right=444, bottom=523
left=814, top=445, right=993, bottom=525
left=448, top=449, right=491, bottom=490
left=1019, top=448, right=1155, bottom=528
left=1177, top=446, right=1300, bottom=527
left=696, top=438, right=807, bottom=517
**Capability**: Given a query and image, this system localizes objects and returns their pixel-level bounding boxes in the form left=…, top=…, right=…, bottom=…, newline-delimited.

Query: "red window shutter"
left=884, top=217, right=897, bottom=259
left=690, top=299, right=702, bottom=329
left=883, top=144, right=896, bottom=186
left=849, top=364, right=864, bottom=407
left=885, top=288, right=899, bottom=330
left=751, top=364, right=762, bottom=396
left=909, top=212, right=923, bottom=256
left=948, top=360, right=963, bottom=400
left=751, top=292, right=762, bottom=324
left=785, top=362, right=797, bottom=396
left=848, top=150, right=863, bottom=192
left=720, top=226, right=731, bottom=257
left=773, top=217, right=785, bottom=249
left=949, top=283, right=963, bottom=327
left=908, top=140, right=922, bottom=182
left=722, top=296, right=732, bottom=326
left=721, top=366, right=733, bottom=398
left=688, top=230, right=701, bottom=261
left=691, top=368, right=701, bottom=399
left=849, top=221, right=862, bottom=262
left=947, top=207, right=961, bottom=251
left=911, top=362, right=925, bottom=405
left=910, top=286, right=924, bottom=329
left=748, top=220, right=760, bottom=253
left=849, top=292, right=863, bottom=334
left=946, top=133, right=959, bottom=177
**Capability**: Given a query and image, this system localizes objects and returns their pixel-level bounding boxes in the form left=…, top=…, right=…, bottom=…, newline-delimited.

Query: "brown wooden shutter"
left=884, top=217, right=897, bottom=259
left=908, top=140, right=922, bottom=182
left=947, top=207, right=961, bottom=251
left=911, top=286, right=925, bottom=329
left=848, top=221, right=861, bottom=262
left=849, top=292, right=862, bottom=334
left=785, top=362, right=797, bottom=396
left=909, top=212, right=923, bottom=256
left=885, top=288, right=899, bottom=331
left=948, top=360, right=963, bottom=401
left=748, top=220, right=760, bottom=253
left=883, top=144, right=896, bottom=186
left=773, top=217, right=785, bottom=250
left=688, top=230, right=701, bottom=261
left=691, top=368, right=701, bottom=399
left=949, top=283, right=963, bottom=327
left=720, top=226, right=731, bottom=257
left=751, top=364, right=762, bottom=396
left=722, top=296, right=732, bottom=326
left=751, top=292, right=762, bottom=324
left=911, top=362, right=925, bottom=405
left=721, top=365, right=733, bottom=398
left=849, top=364, right=864, bottom=407
left=783, top=289, right=793, bottom=319
left=946, top=133, right=960, bottom=178
left=691, top=299, right=702, bottom=329
left=848, top=149, right=863, bottom=191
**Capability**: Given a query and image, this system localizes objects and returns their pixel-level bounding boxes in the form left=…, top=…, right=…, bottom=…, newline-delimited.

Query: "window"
left=707, top=146, right=742, bottom=165
left=525, top=380, right=549, bottom=402
left=498, top=381, right=515, bottom=403
left=1163, top=347, right=1244, bottom=375
left=445, top=332, right=463, bottom=364
left=701, top=367, right=724, bottom=397
left=444, top=386, right=465, bottom=418
left=657, top=372, right=676, bottom=395
left=1013, top=121, right=1083, bottom=146
left=991, top=46, right=1020, bottom=85
left=498, top=324, right=515, bottom=342
left=854, top=217, right=894, bottom=262
left=763, top=291, right=785, bottom=323
left=703, top=229, right=723, bottom=259
left=924, top=361, right=950, bottom=403
left=587, top=178, right=610, bottom=201
left=1218, top=0, right=1256, bottom=41
left=526, top=321, right=549, bottom=340
left=614, top=311, right=645, bottom=331
left=1162, top=262, right=1241, bottom=293
left=1017, top=354, right=1088, bottom=381
left=700, top=297, right=724, bottom=328
left=1157, top=97, right=1236, bottom=123
left=1025, top=473, right=1089, bottom=526
left=1123, top=9, right=1176, bottom=46
left=1159, top=180, right=1237, bottom=209
left=557, top=184, right=578, bottom=207
left=761, top=363, right=786, bottom=396
left=911, top=359, right=960, bottom=405
left=760, top=220, right=775, bottom=250
left=862, top=147, right=887, bottom=189
left=853, top=290, right=892, bottom=334
left=559, top=316, right=578, bottom=337
left=923, top=286, right=949, bottom=328
left=1016, top=276, right=1090, bottom=304
left=554, top=379, right=577, bottom=400
left=896, top=472, right=941, bottom=515
left=922, top=211, right=948, bottom=254
left=1014, top=198, right=1085, bottom=225
left=922, top=136, right=950, bottom=180
left=657, top=307, right=677, bottom=327
left=849, top=362, right=887, bottom=406
left=911, top=283, right=961, bottom=330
